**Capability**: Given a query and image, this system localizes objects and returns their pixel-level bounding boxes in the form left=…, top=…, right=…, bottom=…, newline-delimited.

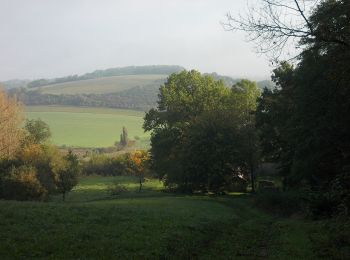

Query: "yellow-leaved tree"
left=0, top=89, right=23, bottom=159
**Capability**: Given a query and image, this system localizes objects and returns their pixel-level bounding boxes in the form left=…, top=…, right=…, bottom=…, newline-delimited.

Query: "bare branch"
left=224, top=0, right=316, bottom=61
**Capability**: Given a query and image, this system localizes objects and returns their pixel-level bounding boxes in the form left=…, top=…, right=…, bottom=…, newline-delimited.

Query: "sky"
left=0, top=0, right=271, bottom=81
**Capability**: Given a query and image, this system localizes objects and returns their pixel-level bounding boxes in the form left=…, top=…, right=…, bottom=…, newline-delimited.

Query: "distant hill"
left=36, top=74, right=167, bottom=95
left=0, top=79, right=29, bottom=90
left=27, top=65, right=184, bottom=89
left=6, top=65, right=274, bottom=111
left=256, top=80, right=275, bottom=90
left=205, top=73, right=275, bottom=90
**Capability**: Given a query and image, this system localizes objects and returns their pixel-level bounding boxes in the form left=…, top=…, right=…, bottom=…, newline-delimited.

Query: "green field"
left=25, top=106, right=150, bottom=148
left=0, top=176, right=325, bottom=259
left=33, top=74, right=166, bottom=95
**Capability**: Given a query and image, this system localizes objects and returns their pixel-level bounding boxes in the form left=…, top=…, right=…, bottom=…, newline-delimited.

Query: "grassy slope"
left=34, top=74, right=166, bottom=95
left=0, top=176, right=323, bottom=259
left=25, top=106, right=149, bottom=148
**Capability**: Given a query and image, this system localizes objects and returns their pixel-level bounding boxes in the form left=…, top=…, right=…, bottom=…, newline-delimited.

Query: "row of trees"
left=8, top=85, right=160, bottom=111
left=226, top=0, right=350, bottom=216
left=144, top=71, right=260, bottom=192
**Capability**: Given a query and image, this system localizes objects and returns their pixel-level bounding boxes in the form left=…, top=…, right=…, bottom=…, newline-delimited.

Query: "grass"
left=32, top=74, right=166, bottom=95
left=0, top=175, right=326, bottom=259
left=25, top=106, right=150, bottom=148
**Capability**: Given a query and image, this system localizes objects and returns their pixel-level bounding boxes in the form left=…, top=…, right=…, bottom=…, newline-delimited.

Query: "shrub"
left=226, top=176, right=248, bottom=192
left=19, top=144, right=65, bottom=193
left=254, top=190, right=304, bottom=216
left=82, top=151, right=151, bottom=177
left=56, top=151, right=80, bottom=201
left=108, top=181, right=128, bottom=196
left=311, top=217, right=350, bottom=259
left=0, top=166, right=47, bottom=200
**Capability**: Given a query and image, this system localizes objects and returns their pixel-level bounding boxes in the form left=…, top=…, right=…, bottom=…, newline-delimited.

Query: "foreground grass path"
left=0, top=176, right=320, bottom=259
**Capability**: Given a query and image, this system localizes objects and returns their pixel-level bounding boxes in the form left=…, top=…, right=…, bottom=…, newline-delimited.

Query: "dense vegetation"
left=144, top=71, right=260, bottom=193
left=0, top=98, right=79, bottom=201
left=254, top=0, right=350, bottom=218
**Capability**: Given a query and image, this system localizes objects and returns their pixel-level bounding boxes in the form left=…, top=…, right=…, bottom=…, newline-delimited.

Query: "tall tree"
left=0, top=90, right=23, bottom=159
left=56, top=150, right=80, bottom=201
left=242, top=0, right=350, bottom=214
left=24, top=118, right=51, bottom=144
left=144, top=71, right=260, bottom=192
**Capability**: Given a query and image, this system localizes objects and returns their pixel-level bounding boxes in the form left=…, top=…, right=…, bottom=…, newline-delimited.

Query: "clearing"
left=0, top=176, right=323, bottom=259
left=25, top=106, right=149, bottom=148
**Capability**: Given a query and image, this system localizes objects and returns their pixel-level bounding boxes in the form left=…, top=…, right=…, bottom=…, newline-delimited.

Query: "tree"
left=24, top=118, right=51, bottom=144
left=144, top=70, right=260, bottom=193
left=224, top=0, right=350, bottom=61
left=232, top=80, right=261, bottom=192
left=56, top=150, right=80, bottom=201
left=0, top=90, right=23, bottom=159
left=245, top=0, right=350, bottom=215
left=127, top=151, right=149, bottom=191
left=119, top=126, right=129, bottom=146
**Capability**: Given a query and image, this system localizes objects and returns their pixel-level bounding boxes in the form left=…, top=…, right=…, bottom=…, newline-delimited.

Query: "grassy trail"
left=0, top=176, right=320, bottom=259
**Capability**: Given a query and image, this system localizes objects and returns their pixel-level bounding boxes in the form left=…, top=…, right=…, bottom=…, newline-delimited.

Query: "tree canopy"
left=144, top=70, right=260, bottom=192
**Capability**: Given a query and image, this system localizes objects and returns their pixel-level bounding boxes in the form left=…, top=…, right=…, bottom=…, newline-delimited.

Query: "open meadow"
left=25, top=106, right=150, bottom=148
left=0, top=175, right=327, bottom=259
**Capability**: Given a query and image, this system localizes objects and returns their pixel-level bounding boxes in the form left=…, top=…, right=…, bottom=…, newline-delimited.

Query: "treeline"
left=27, top=65, right=184, bottom=88
left=8, top=78, right=273, bottom=111
left=254, top=0, right=350, bottom=218
left=8, top=85, right=160, bottom=111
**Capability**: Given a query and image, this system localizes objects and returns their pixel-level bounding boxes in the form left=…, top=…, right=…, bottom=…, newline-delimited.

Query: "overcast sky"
left=0, top=0, right=271, bottom=81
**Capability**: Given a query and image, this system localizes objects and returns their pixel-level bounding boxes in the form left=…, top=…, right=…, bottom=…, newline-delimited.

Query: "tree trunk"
left=139, top=174, right=143, bottom=192
left=251, top=167, right=255, bottom=193
left=62, top=192, right=66, bottom=201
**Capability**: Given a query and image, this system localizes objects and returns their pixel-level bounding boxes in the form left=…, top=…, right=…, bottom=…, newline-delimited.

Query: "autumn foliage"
left=0, top=90, right=23, bottom=159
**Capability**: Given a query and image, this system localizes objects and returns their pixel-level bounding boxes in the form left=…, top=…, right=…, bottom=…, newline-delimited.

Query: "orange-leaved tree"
left=0, top=89, right=23, bottom=159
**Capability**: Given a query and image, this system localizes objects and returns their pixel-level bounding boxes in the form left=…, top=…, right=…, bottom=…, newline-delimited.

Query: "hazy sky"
left=0, top=0, right=271, bottom=81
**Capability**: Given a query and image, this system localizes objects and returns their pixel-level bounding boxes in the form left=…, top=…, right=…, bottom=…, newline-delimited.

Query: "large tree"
left=144, top=71, right=260, bottom=192
left=247, top=0, right=350, bottom=214
left=0, top=90, right=23, bottom=159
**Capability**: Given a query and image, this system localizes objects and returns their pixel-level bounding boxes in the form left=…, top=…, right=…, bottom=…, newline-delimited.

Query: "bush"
left=82, top=154, right=127, bottom=176
left=254, top=190, right=304, bottom=216
left=0, top=166, right=47, bottom=200
left=19, top=144, right=65, bottom=193
left=226, top=176, right=248, bottom=192
left=108, top=181, right=128, bottom=196
left=311, top=217, right=350, bottom=259
left=82, top=151, right=151, bottom=177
